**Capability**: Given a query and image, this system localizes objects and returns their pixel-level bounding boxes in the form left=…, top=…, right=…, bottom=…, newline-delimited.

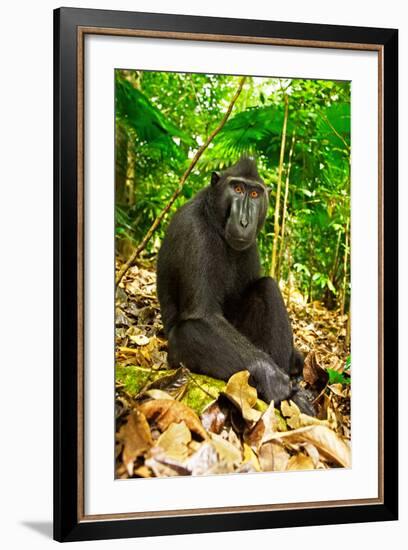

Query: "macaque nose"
left=240, top=216, right=249, bottom=228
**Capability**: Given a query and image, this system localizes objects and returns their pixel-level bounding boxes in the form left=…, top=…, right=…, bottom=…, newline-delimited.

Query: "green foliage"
left=115, top=364, right=227, bottom=414
left=115, top=69, right=351, bottom=308
left=327, top=368, right=351, bottom=386
left=116, top=76, right=187, bottom=144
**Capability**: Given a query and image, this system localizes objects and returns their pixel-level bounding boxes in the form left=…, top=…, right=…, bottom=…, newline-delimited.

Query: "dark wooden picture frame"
left=54, top=7, right=398, bottom=542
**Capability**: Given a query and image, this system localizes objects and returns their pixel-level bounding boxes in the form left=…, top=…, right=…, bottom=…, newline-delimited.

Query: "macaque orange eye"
left=250, top=190, right=259, bottom=198
left=234, top=185, right=244, bottom=194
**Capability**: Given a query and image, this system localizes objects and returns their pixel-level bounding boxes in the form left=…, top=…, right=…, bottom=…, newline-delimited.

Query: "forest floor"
left=115, top=259, right=351, bottom=479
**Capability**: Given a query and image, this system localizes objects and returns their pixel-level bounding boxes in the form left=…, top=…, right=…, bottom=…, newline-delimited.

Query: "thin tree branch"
left=183, top=368, right=218, bottom=401
left=340, top=219, right=350, bottom=316
left=320, top=112, right=350, bottom=152
left=276, top=130, right=296, bottom=280
left=116, top=76, right=247, bottom=287
left=270, top=93, right=289, bottom=278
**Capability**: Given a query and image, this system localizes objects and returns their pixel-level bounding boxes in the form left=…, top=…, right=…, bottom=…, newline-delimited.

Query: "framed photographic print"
left=54, top=7, right=398, bottom=542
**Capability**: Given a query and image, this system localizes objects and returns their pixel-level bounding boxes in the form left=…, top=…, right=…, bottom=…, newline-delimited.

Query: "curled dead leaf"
left=210, top=432, right=242, bottom=468
left=138, top=399, right=208, bottom=440
left=201, top=400, right=229, bottom=434
left=281, top=400, right=302, bottom=429
left=242, top=443, right=261, bottom=471
left=258, top=441, right=290, bottom=472
left=302, top=442, right=321, bottom=468
left=145, top=448, right=190, bottom=477
left=245, top=401, right=286, bottom=449
left=222, top=371, right=262, bottom=423
left=143, top=366, right=189, bottom=400
left=155, top=421, right=192, bottom=461
left=129, top=333, right=150, bottom=346
left=281, top=400, right=330, bottom=430
left=263, top=424, right=351, bottom=468
left=303, top=351, right=329, bottom=391
left=117, top=410, right=153, bottom=476
left=287, top=453, right=315, bottom=471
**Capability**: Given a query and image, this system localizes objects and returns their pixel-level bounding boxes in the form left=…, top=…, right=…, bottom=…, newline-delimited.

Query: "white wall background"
left=0, top=0, right=405, bottom=548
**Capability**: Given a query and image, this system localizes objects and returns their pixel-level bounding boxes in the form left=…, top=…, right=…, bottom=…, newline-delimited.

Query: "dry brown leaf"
left=116, top=463, right=129, bottom=479
left=128, top=333, right=150, bottom=346
left=116, top=260, right=350, bottom=480
left=143, top=389, right=174, bottom=401
left=117, top=410, right=153, bottom=475
left=328, top=383, right=344, bottom=396
left=245, top=419, right=265, bottom=449
left=210, top=432, right=242, bottom=468
left=258, top=441, right=290, bottom=472
left=228, top=429, right=242, bottom=450
left=201, top=400, right=229, bottom=434
left=287, top=453, right=315, bottom=471
left=223, top=371, right=262, bottom=423
left=188, top=440, right=201, bottom=453
left=263, top=424, right=351, bottom=468
left=155, top=421, right=192, bottom=461
left=281, top=400, right=302, bottom=429
left=257, top=442, right=274, bottom=471
left=138, top=399, right=208, bottom=440
left=303, top=442, right=321, bottom=468
left=144, top=366, right=189, bottom=400
left=146, top=442, right=219, bottom=477
left=281, top=400, right=330, bottom=429
left=145, top=451, right=188, bottom=477
left=303, top=350, right=329, bottom=391
left=270, top=442, right=290, bottom=471
left=133, top=465, right=153, bottom=478
left=246, top=400, right=283, bottom=449
left=242, top=443, right=261, bottom=471
left=260, top=401, right=281, bottom=442
left=184, top=443, right=219, bottom=475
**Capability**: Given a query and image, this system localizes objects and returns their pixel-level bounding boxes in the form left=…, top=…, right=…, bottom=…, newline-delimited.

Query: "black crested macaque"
left=157, top=157, right=315, bottom=415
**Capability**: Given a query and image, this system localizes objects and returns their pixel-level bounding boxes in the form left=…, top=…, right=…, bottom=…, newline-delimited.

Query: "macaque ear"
left=211, top=171, right=221, bottom=187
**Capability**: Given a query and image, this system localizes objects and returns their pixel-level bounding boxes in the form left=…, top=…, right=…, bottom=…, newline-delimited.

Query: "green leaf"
left=115, top=74, right=192, bottom=153
left=327, top=279, right=336, bottom=293
left=327, top=369, right=350, bottom=385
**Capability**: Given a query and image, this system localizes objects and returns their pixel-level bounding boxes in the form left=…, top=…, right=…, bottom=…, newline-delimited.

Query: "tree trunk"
left=270, top=94, right=289, bottom=278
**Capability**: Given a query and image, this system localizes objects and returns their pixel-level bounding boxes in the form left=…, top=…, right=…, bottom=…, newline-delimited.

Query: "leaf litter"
left=115, top=260, right=351, bottom=478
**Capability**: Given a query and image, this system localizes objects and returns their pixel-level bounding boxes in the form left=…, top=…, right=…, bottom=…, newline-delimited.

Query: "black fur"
left=157, top=157, right=314, bottom=414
